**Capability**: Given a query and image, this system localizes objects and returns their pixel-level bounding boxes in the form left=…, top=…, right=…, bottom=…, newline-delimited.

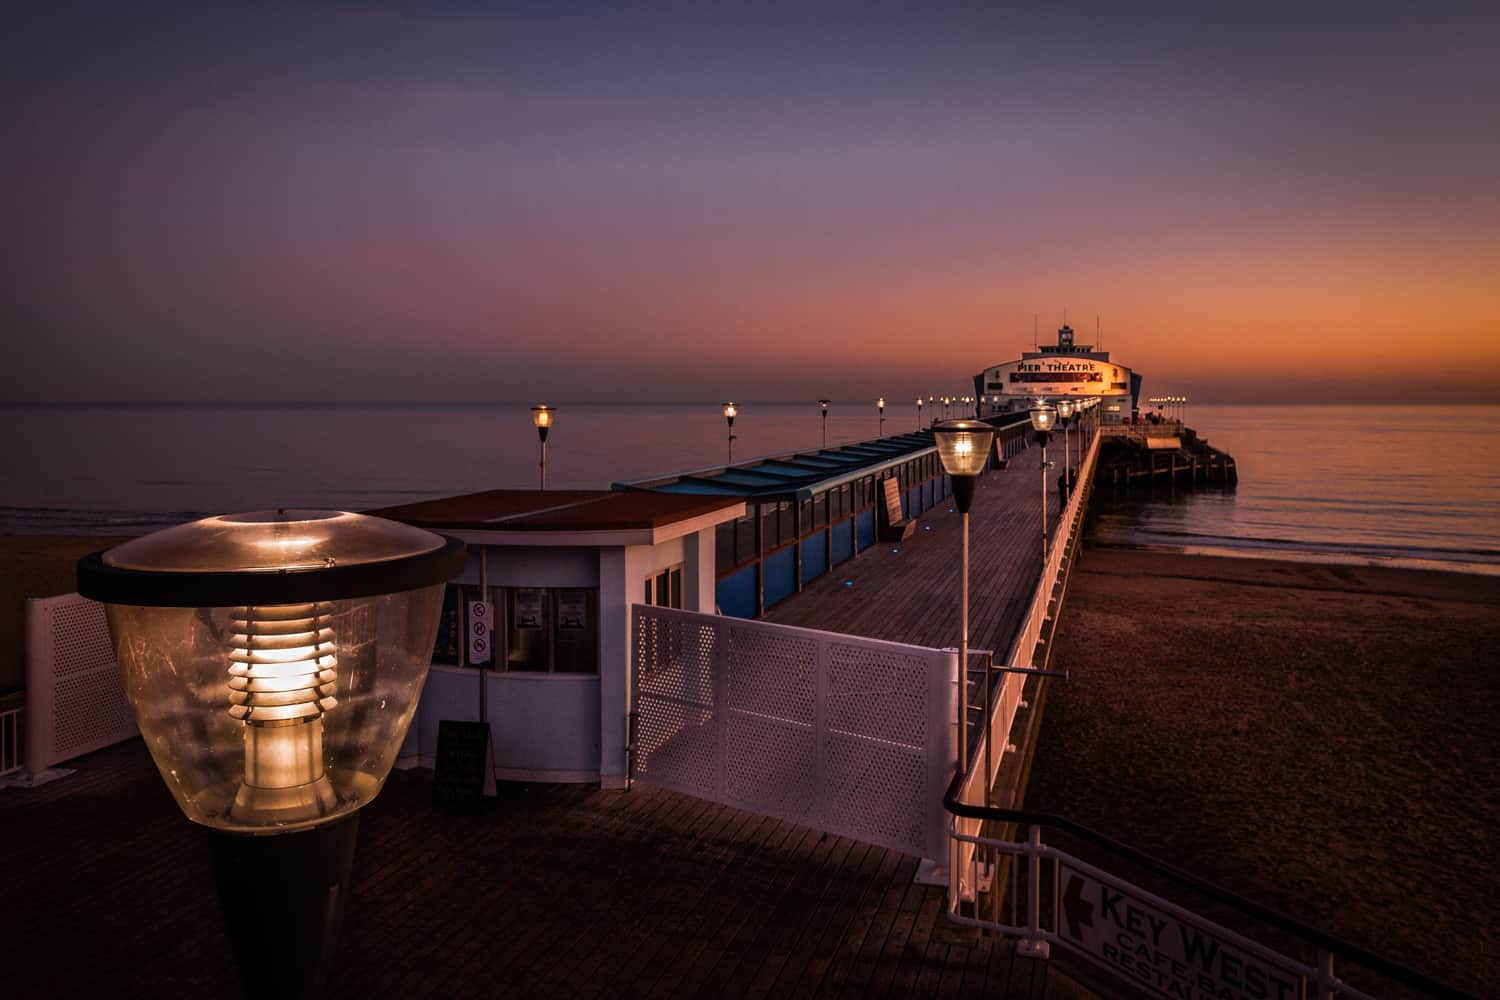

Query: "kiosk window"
left=645, top=564, right=684, bottom=609
left=504, top=587, right=598, bottom=674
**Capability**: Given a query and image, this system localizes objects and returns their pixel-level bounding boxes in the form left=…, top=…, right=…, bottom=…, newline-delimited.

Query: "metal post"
left=982, top=650, right=992, bottom=807
left=1315, top=949, right=1335, bottom=1000
left=822, top=412, right=828, bottom=449
left=1063, top=420, right=1070, bottom=490
left=538, top=439, right=547, bottom=490
left=958, top=510, right=969, bottom=777
left=1016, top=825, right=1051, bottom=958
left=1040, top=440, right=1049, bottom=563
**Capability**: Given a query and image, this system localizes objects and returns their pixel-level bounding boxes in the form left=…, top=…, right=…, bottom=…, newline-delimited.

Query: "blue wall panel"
left=922, top=480, right=933, bottom=512
left=716, top=565, right=757, bottom=619
left=763, top=545, right=796, bottom=608
left=856, top=510, right=876, bottom=551
left=801, top=531, right=828, bottom=585
left=906, top=487, right=919, bottom=519
left=830, top=519, right=854, bottom=565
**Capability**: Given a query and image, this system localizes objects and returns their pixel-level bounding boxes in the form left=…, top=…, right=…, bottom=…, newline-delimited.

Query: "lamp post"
left=932, top=419, right=996, bottom=786
left=819, top=399, right=831, bottom=449
left=530, top=404, right=554, bottom=490
left=1056, top=399, right=1075, bottom=492
left=916, top=396, right=923, bottom=430
left=77, top=511, right=464, bottom=999
left=1030, top=401, right=1057, bottom=562
left=877, top=396, right=886, bottom=437
left=723, top=401, right=737, bottom=464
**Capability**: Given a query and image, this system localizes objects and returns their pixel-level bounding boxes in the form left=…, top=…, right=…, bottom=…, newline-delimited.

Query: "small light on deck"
left=531, top=405, right=555, bottom=488
left=722, top=402, right=737, bottom=462
left=1029, top=400, right=1056, bottom=433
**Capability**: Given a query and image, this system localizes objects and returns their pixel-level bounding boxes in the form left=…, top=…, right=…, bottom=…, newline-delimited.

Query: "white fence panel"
left=24, top=594, right=137, bottom=774
left=632, top=605, right=956, bottom=861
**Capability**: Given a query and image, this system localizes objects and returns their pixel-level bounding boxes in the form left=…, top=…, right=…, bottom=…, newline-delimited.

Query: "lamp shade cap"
left=79, top=511, right=464, bottom=607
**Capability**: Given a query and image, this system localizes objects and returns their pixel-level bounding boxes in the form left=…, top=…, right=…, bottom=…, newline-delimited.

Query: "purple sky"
left=5, top=3, right=1498, bottom=404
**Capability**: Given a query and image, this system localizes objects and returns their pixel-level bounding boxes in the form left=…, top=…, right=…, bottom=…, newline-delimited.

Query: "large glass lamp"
left=78, top=510, right=464, bottom=997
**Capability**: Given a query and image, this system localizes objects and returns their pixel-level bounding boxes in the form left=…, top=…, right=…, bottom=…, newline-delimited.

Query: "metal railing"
left=1100, top=420, right=1184, bottom=440
left=945, top=424, right=1099, bottom=902
left=942, top=790, right=1474, bottom=1000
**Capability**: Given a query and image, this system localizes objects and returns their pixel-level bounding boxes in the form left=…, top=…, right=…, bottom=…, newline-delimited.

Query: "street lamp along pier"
left=77, top=510, right=465, bottom=999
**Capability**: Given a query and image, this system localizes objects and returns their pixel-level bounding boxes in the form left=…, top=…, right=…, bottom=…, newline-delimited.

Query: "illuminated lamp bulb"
left=227, top=601, right=340, bottom=822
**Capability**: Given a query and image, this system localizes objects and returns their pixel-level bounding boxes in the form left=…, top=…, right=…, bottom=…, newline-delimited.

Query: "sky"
left=4, top=2, right=1499, bottom=405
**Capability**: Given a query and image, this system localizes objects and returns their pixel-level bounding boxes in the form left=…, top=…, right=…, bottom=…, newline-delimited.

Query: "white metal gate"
left=22, top=594, right=137, bottom=776
left=630, top=604, right=956, bottom=861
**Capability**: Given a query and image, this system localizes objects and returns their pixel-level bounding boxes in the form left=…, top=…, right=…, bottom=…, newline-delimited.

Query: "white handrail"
left=949, top=424, right=1100, bottom=902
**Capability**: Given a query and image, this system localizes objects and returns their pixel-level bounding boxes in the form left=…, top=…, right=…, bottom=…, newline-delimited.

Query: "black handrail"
left=943, top=774, right=1474, bottom=999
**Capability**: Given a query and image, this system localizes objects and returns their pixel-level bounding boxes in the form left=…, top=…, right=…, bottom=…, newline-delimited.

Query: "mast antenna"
left=1033, top=314, right=1038, bottom=348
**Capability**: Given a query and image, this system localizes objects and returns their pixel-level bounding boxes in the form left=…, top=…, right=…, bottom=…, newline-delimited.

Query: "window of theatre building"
left=431, top=583, right=599, bottom=674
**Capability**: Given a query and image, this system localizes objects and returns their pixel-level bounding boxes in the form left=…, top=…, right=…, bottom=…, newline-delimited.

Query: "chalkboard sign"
left=432, top=720, right=494, bottom=812
left=881, top=477, right=905, bottom=527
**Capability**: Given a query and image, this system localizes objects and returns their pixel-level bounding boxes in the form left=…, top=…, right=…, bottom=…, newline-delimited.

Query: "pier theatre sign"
left=1057, top=861, right=1306, bottom=1000
left=984, top=359, right=1130, bottom=397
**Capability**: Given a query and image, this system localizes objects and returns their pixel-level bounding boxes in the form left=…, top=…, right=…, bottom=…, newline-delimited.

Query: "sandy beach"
left=1030, top=547, right=1500, bottom=996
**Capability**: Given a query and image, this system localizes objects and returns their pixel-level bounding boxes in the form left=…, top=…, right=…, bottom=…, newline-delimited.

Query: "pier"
left=1096, top=420, right=1238, bottom=487
left=7, top=409, right=1454, bottom=1000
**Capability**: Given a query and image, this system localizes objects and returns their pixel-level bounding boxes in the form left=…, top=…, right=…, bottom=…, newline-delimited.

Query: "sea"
left=2, top=402, right=1497, bottom=575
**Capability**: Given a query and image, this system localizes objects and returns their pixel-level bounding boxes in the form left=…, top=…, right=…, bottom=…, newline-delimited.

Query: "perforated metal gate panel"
left=26, top=594, right=137, bottom=771
left=631, top=604, right=955, bottom=860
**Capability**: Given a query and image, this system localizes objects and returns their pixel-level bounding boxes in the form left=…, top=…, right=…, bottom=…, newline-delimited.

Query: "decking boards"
left=765, top=439, right=1057, bottom=654
left=0, top=739, right=1093, bottom=998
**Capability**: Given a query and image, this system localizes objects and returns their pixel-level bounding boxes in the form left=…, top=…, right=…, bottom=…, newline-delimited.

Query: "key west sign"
left=1057, top=860, right=1306, bottom=1000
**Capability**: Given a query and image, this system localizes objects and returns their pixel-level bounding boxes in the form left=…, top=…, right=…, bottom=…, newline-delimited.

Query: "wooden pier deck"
left=764, top=437, right=1067, bottom=765
left=0, top=739, right=1095, bottom=999
left=763, top=441, right=1060, bottom=656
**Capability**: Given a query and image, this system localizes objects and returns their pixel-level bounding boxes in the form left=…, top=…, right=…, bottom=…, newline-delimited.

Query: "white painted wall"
left=415, top=667, right=601, bottom=781
left=401, top=531, right=724, bottom=789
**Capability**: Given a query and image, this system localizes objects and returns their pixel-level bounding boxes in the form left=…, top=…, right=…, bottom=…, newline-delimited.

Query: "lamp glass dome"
left=877, top=396, right=885, bottom=409
left=723, top=401, right=737, bottom=419
left=1030, top=401, right=1057, bottom=432
left=79, top=511, right=461, bottom=834
left=531, top=405, right=554, bottom=429
left=932, top=419, right=995, bottom=478
left=1056, top=399, right=1075, bottom=419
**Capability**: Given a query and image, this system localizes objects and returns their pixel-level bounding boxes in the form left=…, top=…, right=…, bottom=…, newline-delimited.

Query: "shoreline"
left=1089, top=538, right=1500, bottom=579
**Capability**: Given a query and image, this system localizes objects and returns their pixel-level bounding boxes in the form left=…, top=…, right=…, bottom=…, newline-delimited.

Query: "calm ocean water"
left=2, top=403, right=1497, bottom=574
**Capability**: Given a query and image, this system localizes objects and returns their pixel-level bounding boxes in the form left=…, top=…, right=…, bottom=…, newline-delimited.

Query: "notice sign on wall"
left=513, top=589, right=544, bottom=630
left=467, top=600, right=493, bottom=665
left=1055, top=862, right=1305, bottom=1000
left=557, top=589, right=587, bottom=630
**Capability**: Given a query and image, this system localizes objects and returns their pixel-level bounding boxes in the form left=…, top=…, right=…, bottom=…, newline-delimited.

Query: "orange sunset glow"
left=5, top=4, right=1498, bottom=405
